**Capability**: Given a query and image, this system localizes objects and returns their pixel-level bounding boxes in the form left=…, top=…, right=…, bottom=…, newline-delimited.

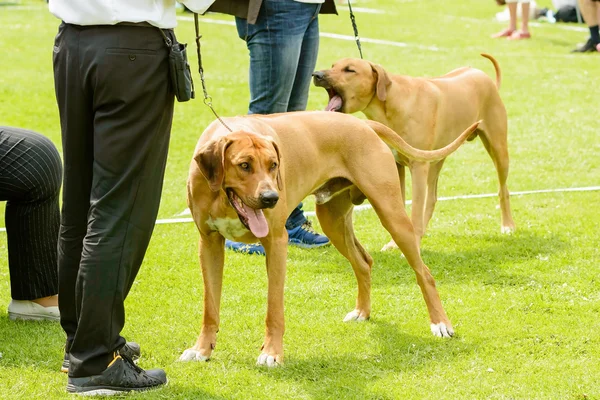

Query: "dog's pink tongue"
left=245, top=205, right=269, bottom=238
left=325, top=95, right=342, bottom=112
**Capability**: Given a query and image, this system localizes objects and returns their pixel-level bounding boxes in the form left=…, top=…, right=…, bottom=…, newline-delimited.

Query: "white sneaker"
left=7, top=300, right=60, bottom=322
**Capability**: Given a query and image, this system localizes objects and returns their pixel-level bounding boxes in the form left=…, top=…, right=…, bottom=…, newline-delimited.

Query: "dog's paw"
left=343, top=309, right=369, bottom=322
left=501, top=225, right=515, bottom=234
left=256, top=352, right=282, bottom=367
left=430, top=322, right=454, bottom=338
left=380, top=240, right=399, bottom=252
left=179, top=349, right=210, bottom=362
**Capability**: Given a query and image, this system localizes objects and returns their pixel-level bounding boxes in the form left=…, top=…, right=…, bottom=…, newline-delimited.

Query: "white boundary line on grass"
left=160, top=185, right=600, bottom=225
left=2, top=185, right=597, bottom=232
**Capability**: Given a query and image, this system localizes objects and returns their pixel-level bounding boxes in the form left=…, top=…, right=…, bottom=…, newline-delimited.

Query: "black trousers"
left=0, top=127, right=61, bottom=300
left=52, top=22, right=175, bottom=377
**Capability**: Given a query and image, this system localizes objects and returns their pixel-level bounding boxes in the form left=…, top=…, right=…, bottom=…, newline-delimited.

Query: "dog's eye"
left=239, top=162, right=250, bottom=171
left=270, top=162, right=278, bottom=171
left=343, top=67, right=356, bottom=73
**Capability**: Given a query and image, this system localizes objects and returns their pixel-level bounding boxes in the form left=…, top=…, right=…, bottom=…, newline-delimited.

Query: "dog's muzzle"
left=259, top=190, right=279, bottom=209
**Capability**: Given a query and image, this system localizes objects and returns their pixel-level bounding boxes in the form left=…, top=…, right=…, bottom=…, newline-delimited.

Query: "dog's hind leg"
left=370, top=194, right=453, bottom=337
left=316, top=191, right=374, bottom=322
left=381, top=163, right=406, bottom=252
left=478, top=123, right=516, bottom=234
left=423, top=159, right=446, bottom=230
left=353, top=167, right=454, bottom=337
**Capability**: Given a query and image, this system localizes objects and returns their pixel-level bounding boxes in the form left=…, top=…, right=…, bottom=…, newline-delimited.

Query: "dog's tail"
left=481, top=53, right=501, bottom=90
left=366, top=120, right=481, bottom=162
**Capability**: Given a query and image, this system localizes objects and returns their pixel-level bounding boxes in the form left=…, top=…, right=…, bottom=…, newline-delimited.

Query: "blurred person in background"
left=492, top=0, right=532, bottom=39
left=572, top=0, right=600, bottom=52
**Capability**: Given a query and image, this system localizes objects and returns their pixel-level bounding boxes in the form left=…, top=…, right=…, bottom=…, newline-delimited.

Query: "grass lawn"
left=1, top=0, right=599, bottom=398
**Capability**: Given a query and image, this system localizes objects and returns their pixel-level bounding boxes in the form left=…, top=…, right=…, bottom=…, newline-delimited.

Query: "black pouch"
left=161, top=30, right=195, bottom=102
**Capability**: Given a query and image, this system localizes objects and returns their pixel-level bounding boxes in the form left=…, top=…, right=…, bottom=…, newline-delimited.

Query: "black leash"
left=346, top=0, right=363, bottom=59
left=194, top=13, right=233, bottom=132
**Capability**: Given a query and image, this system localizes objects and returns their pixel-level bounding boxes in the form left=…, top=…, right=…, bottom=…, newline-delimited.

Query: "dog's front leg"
left=257, top=235, right=288, bottom=367
left=180, top=232, right=225, bottom=362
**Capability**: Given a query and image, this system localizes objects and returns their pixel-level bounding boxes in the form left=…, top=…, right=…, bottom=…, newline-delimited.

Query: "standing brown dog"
left=313, top=54, right=516, bottom=251
left=180, top=111, right=479, bottom=366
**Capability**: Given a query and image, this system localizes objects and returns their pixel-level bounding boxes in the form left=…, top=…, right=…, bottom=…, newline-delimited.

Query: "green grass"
left=1, top=0, right=599, bottom=398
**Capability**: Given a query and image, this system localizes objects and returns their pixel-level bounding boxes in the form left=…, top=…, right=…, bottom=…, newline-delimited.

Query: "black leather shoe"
left=66, top=354, right=166, bottom=395
left=61, top=342, right=141, bottom=373
left=571, top=38, right=599, bottom=53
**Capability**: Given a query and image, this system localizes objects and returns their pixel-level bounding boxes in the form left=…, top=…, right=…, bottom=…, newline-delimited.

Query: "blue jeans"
left=236, top=0, right=321, bottom=229
left=236, top=0, right=320, bottom=113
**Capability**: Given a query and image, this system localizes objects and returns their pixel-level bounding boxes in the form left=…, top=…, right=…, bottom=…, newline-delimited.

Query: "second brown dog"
left=313, top=54, right=516, bottom=250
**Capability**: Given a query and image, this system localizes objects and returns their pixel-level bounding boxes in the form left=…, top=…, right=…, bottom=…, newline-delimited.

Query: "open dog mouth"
left=325, top=88, right=343, bottom=112
left=226, top=189, right=269, bottom=238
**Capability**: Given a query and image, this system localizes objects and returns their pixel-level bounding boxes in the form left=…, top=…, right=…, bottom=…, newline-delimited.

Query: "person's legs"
left=520, top=1, right=530, bottom=33
left=507, top=0, right=532, bottom=39
left=492, top=0, right=518, bottom=37
left=0, top=127, right=61, bottom=315
left=573, top=0, right=600, bottom=51
left=54, top=23, right=174, bottom=378
left=287, top=4, right=321, bottom=112
left=229, top=1, right=328, bottom=254
left=237, top=0, right=320, bottom=114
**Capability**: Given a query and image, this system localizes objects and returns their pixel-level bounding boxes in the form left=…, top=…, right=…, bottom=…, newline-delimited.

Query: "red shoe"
left=507, top=30, right=531, bottom=40
left=491, top=28, right=515, bottom=38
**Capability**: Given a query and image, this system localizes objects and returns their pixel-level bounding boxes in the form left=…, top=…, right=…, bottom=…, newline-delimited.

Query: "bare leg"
left=520, top=2, right=530, bottom=33
left=31, top=295, right=58, bottom=307
left=508, top=2, right=518, bottom=31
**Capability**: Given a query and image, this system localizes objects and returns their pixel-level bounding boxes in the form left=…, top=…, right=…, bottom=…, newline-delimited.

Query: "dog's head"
left=194, top=131, right=282, bottom=237
left=312, top=58, right=391, bottom=114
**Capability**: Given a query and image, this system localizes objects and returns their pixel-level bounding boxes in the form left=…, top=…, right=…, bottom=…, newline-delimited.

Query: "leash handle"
left=194, top=13, right=233, bottom=132
left=346, top=0, right=363, bottom=59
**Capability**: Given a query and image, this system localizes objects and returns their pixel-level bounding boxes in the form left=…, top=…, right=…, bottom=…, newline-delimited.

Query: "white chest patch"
left=206, top=216, right=250, bottom=240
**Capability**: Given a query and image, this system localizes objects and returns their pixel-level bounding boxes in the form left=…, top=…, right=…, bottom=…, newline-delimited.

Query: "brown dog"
left=180, top=111, right=479, bottom=366
left=313, top=54, right=516, bottom=251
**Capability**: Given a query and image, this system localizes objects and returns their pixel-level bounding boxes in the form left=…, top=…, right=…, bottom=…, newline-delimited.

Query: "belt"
left=116, top=21, right=158, bottom=28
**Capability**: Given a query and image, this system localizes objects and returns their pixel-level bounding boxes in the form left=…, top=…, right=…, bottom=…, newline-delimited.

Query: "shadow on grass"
left=304, top=228, right=568, bottom=287
left=257, top=320, right=474, bottom=399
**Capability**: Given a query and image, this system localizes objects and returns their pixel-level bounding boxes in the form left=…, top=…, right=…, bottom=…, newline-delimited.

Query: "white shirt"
left=48, top=0, right=216, bottom=28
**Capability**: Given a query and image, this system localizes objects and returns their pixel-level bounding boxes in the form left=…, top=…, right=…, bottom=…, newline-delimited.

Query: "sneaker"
left=61, top=342, right=141, bottom=373
left=287, top=221, right=330, bottom=248
left=225, top=240, right=266, bottom=256
left=572, top=38, right=599, bottom=53
left=7, top=299, right=59, bottom=322
left=66, top=353, right=166, bottom=396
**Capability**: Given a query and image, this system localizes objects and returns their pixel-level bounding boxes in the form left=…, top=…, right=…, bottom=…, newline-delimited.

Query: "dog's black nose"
left=259, top=191, right=279, bottom=208
left=312, top=71, right=325, bottom=80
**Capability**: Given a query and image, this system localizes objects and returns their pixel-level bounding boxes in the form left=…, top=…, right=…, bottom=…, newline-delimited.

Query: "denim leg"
left=235, top=0, right=320, bottom=231
left=288, top=6, right=321, bottom=111
left=285, top=203, right=306, bottom=230
left=236, top=0, right=321, bottom=114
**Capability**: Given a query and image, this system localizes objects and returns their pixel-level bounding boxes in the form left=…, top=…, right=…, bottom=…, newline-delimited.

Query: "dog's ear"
left=371, top=63, right=391, bottom=102
left=194, top=136, right=231, bottom=192
left=271, top=140, right=283, bottom=191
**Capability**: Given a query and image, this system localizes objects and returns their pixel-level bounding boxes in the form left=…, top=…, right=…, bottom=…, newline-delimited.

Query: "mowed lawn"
left=1, top=0, right=599, bottom=399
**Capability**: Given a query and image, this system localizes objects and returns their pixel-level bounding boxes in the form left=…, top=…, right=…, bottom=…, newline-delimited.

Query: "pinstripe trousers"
left=0, top=126, right=61, bottom=300
left=53, top=22, right=175, bottom=377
